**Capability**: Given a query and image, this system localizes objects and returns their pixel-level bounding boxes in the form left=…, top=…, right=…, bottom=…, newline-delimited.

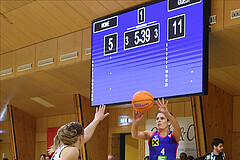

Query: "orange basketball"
left=132, top=91, right=154, bottom=113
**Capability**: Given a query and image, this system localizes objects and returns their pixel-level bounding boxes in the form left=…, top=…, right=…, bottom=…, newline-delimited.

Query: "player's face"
left=214, top=143, right=224, bottom=153
left=156, top=113, right=170, bottom=130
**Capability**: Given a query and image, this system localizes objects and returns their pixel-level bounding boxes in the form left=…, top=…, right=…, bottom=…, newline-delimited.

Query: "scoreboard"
left=91, top=0, right=209, bottom=107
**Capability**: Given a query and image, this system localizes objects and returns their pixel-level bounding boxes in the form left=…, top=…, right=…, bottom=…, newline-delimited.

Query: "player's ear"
left=167, top=121, right=171, bottom=126
left=79, top=135, right=83, bottom=143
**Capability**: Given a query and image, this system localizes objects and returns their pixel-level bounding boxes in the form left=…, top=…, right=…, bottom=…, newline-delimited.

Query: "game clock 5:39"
left=124, top=23, right=160, bottom=50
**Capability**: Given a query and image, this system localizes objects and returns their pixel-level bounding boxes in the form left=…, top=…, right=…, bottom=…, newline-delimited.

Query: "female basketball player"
left=131, top=98, right=181, bottom=160
left=49, top=104, right=109, bottom=160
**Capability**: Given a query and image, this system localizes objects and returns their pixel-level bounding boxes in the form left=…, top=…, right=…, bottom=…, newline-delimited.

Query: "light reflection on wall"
left=0, top=130, right=6, bottom=133
left=0, top=105, right=7, bottom=122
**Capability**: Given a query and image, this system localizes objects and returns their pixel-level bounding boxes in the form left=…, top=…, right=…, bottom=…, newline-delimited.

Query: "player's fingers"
left=139, top=112, right=144, bottom=118
left=104, top=113, right=109, bottom=118
left=102, top=104, right=106, bottom=112
left=96, top=107, right=98, bottom=113
left=101, top=104, right=105, bottom=111
left=158, top=98, right=162, bottom=105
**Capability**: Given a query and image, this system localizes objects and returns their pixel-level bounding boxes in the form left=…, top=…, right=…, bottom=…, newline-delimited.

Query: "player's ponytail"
left=48, top=122, right=84, bottom=154
left=48, top=134, right=60, bottom=154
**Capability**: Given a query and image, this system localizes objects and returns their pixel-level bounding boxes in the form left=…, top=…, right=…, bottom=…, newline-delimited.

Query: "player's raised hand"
left=133, top=109, right=144, bottom=122
left=156, top=98, right=169, bottom=114
left=94, top=104, right=109, bottom=121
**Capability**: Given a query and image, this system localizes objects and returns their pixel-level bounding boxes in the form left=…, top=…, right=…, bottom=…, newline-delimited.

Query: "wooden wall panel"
left=82, top=27, right=91, bottom=61
left=35, top=141, right=47, bottom=160
left=36, top=38, right=57, bottom=71
left=232, top=132, right=240, bottom=160
left=15, top=45, right=35, bottom=77
left=0, top=121, right=11, bottom=143
left=232, top=96, right=240, bottom=160
left=0, top=143, right=13, bottom=160
left=12, top=106, right=36, bottom=160
left=111, top=133, right=120, bottom=160
left=202, top=83, right=233, bottom=159
left=80, top=95, right=109, bottom=160
left=184, top=101, right=192, bottom=117
left=210, top=0, right=224, bottom=31
left=0, top=121, right=13, bottom=160
left=36, top=117, right=48, bottom=142
left=192, top=96, right=206, bottom=156
left=108, top=109, right=117, bottom=135
left=47, top=115, right=64, bottom=128
left=172, top=102, right=185, bottom=117
left=0, top=51, right=16, bottom=80
left=224, top=0, right=240, bottom=28
left=138, top=139, right=145, bottom=160
left=57, top=31, right=82, bottom=66
left=233, top=96, right=240, bottom=132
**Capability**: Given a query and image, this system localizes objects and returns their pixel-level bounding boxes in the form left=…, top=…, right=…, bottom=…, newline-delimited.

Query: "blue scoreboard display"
left=91, top=0, right=209, bottom=107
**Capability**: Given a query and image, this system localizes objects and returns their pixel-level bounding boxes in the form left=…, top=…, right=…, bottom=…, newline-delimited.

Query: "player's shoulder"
left=61, top=146, right=79, bottom=159
left=144, top=130, right=155, bottom=138
left=63, top=146, right=79, bottom=153
left=147, top=130, right=157, bottom=136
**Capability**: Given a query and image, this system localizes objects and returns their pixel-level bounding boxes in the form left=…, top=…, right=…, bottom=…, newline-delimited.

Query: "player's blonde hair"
left=48, top=122, right=84, bottom=154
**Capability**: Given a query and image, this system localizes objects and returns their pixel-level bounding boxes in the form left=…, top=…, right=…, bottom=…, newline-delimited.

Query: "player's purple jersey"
left=148, top=131, right=178, bottom=160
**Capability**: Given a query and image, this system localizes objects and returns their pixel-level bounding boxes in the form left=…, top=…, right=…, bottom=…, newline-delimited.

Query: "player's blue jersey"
left=148, top=131, right=178, bottom=160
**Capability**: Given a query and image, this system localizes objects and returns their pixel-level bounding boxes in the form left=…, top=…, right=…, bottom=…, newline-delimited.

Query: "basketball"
left=132, top=91, right=154, bottom=112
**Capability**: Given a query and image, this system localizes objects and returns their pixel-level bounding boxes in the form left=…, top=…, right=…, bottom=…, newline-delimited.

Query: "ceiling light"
left=30, top=97, right=54, bottom=108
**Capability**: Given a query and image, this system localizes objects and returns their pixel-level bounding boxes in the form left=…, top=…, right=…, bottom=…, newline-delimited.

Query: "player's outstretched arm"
left=131, top=109, right=151, bottom=140
left=156, top=98, right=181, bottom=141
left=81, top=104, right=109, bottom=145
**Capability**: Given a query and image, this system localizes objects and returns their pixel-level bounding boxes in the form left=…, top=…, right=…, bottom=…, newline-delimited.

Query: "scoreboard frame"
left=91, top=0, right=210, bottom=107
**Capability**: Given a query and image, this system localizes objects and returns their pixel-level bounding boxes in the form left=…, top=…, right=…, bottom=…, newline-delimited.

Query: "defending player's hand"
left=94, top=104, right=109, bottom=121
left=133, top=109, right=144, bottom=122
left=156, top=98, right=169, bottom=114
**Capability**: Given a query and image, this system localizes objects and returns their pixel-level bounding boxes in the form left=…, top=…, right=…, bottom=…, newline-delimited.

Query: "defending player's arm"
left=131, top=109, right=151, bottom=140
left=156, top=98, right=181, bottom=141
left=81, top=104, right=109, bottom=145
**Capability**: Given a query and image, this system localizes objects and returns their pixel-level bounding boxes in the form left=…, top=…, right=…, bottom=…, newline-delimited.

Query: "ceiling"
left=0, top=0, right=240, bottom=118
left=0, top=0, right=150, bottom=54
